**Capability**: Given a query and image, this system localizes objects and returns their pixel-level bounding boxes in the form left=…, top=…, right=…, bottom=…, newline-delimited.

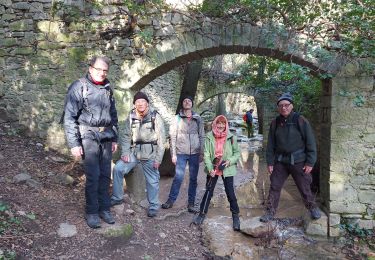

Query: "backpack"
left=130, top=109, right=158, bottom=131
left=271, top=112, right=305, bottom=141
left=242, top=114, right=247, bottom=122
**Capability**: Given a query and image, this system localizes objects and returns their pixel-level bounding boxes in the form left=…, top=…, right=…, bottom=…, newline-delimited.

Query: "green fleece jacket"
left=203, top=131, right=240, bottom=177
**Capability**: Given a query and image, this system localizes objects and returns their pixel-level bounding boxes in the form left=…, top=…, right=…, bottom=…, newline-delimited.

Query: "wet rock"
left=57, top=223, right=77, bottom=238
left=13, top=173, right=31, bottom=183
left=241, top=216, right=279, bottom=238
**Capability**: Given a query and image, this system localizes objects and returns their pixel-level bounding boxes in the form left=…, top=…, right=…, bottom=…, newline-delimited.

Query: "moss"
left=39, top=77, right=54, bottom=86
left=103, top=223, right=133, bottom=239
left=68, top=47, right=87, bottom=65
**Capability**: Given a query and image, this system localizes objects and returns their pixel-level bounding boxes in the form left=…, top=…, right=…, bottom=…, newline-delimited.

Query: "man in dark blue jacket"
left=63, top=56, right=118, bottom=229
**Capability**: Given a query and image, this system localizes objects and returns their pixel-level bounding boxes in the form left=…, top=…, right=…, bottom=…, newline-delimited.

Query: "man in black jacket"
left=63, top=56, right=118, bottom=228
left=260, top=93, right=321, bottom=222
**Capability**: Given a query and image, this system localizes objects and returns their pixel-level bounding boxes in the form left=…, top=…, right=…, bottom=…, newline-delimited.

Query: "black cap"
left=182, top=96, right=194, bottom=107
left=277, top=93, right=293, bottom=105
left=133, top=91, right=149, bottom=104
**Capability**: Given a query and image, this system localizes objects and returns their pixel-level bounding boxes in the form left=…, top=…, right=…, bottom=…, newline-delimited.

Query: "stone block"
left=37, top=21, right=61, bottom=33
left=9, top=19, right=33, bottom=32
left=355, top=219, right=375, bottom=230
left=0, top=38, right=17, bottom=47
left=124, top=164, right=146, bottom=204
left=11, top=2, right=30, bottom=10
left=330, top=201, right=366, bottom=214
left=330, top=184, right=358, bottom=202
left=329, top=213, right=341, bottom=226
left=12, top=47, right=34, bottom=55
left=2, top=14, right=16, bottom=21
left=303, top=208, right=328, bottom=236
left=358, top=190, right=375, bottom=204
left=329, top=226, right=342, bottom=237
left=249, top=26, right=260, bottom=47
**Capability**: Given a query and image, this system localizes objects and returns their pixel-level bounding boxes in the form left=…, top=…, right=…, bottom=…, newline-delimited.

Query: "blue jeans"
left=111, top=155, right=160, bottom=210
left=167, top=154, right=199, bottom=204
left=82, top=139, right=112, bottom=214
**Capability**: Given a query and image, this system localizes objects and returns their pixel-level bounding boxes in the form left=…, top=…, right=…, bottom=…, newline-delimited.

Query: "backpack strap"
left=59, top=78, right=89, bottom=124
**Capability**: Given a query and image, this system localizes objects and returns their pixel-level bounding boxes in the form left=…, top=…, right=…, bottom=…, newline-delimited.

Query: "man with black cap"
left=63, top=56, right=118, bottom=229
left=260, top=92, right=321, bottom=222
left=111, top=91, right=166, bottom=217
left=161, top=96, right=205, bottom=213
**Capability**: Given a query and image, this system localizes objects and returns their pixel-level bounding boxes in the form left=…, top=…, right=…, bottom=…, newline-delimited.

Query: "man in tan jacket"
left=162, top=96, right=205, bottom=212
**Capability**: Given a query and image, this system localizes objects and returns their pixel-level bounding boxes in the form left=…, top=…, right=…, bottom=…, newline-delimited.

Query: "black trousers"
left=266, top=162, right=317, bottom=215
left=82, top=139, right=112, bottom=214
left=199, top=175, right=239, bottom=215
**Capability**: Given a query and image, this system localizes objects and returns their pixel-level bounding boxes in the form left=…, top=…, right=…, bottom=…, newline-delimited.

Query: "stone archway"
left=115, top=22, right=374, bottom=235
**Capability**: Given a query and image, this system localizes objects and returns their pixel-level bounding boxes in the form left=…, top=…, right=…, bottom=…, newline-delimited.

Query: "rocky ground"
left=0, top=125, right=210, bottom=260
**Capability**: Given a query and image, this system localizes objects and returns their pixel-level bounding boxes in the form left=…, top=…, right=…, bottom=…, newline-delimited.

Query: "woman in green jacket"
left=192, top=115, right=241, bottom=231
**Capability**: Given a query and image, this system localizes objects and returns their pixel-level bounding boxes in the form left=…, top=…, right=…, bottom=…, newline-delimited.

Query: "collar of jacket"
left=207, top=130, right=234, bottom=141
left=85, top=73, right=110, bottom=88
left=178, top=110, right=199, bottom=119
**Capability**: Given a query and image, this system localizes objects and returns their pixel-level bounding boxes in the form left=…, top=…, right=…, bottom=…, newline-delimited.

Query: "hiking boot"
left=99, top=210, right=115, bottom=224
left=260, top=212, right=274, bottom=223
left=192, top=213, right=205, bottom=226
left=110, top=199, right=123, bottom=207
left=310, top=207, right=321, bottom=220
left=161, top=199, right=174, bottom=209
left=187, top=203, right=196, bottom=213
left=147, top=209, right=158, bottom=218
left=85, top=214, right=101, bottom=229
left=232, top=213, right=240, bottom=231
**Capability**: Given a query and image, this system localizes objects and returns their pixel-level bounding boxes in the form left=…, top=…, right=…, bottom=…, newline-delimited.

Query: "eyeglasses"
left=91, top=66, right=108, bottom=74
left=277, top=103, right=291, bottom=109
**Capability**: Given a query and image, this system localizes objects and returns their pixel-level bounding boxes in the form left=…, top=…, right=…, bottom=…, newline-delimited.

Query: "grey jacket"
left=63, top=75, right=118, bottom=148
left=119, top=108, right=166, bottom=164
left=170, top=110, right=205, bottom=157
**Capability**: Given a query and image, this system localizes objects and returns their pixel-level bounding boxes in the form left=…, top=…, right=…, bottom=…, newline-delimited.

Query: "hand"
left=121, top=155, right=130, bottom=162
left=267, top=165, right=273, bottom=174
left=71, top=146, right=83, bottom=158
left=172, top=156, right=177, bottom=165
left=112, top=142, right=118, bottom=153
left=222, top=160, right=230, bottom=168
left=209, top=170, right=215, bottom=177
left=153, top=162, right=160, bottom=169
left=303, top=165, right=313, bottom=174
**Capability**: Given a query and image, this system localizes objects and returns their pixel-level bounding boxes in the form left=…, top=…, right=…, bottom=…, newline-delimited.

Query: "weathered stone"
left=102, top=224, right=133, bottom=239
left=13, top=173, right=32, bottom=183
left=241, top=216, right=278, bottom=238
left=329, top=226, right=342, bottom=237
left=57, top=223, right=77, bottom=238
left=12, top=2, right=30, bottom=10
left=303, top=210, right=328, bottom=236
left=0, top=38, right=17, bottom=47
left=358, top=190, right=375, bottom=204
left=330, top=201, right=366, bottom=214
left=26, top=179, right=42, bottom=189
left=2, top=14, right=16, bottom=21
left=330, top=184, right=358, bottom=202
left=37, top=21, right=61, bottom=33
left=329, top=213, right=341, bottom=226
left=13, top=47, right=34, bottom=55
left=124, top=164, right=146, bottom=204
left=9, top=20, right=34, bottom=31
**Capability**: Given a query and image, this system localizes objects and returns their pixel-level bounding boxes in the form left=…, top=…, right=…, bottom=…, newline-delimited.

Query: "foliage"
left=238, top=55, right=321, bottom=118
left=339, top=223, right=375, bottom=259
left=197, top=0, right=374, bottom=58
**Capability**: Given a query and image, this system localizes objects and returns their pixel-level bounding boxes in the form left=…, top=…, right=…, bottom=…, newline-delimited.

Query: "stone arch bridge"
left=1, top=3, right=373, bottom=236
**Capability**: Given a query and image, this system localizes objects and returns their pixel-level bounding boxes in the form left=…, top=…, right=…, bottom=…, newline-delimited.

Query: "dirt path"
left=0, top=126, right=210, bottom=259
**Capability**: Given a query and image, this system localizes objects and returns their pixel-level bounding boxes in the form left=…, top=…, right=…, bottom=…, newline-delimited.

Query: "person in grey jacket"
left=111, top=92, right=166, bottom=218
left=161, top=96, right=205, bottom=212
left=63, top=56, right=118, bottom=229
